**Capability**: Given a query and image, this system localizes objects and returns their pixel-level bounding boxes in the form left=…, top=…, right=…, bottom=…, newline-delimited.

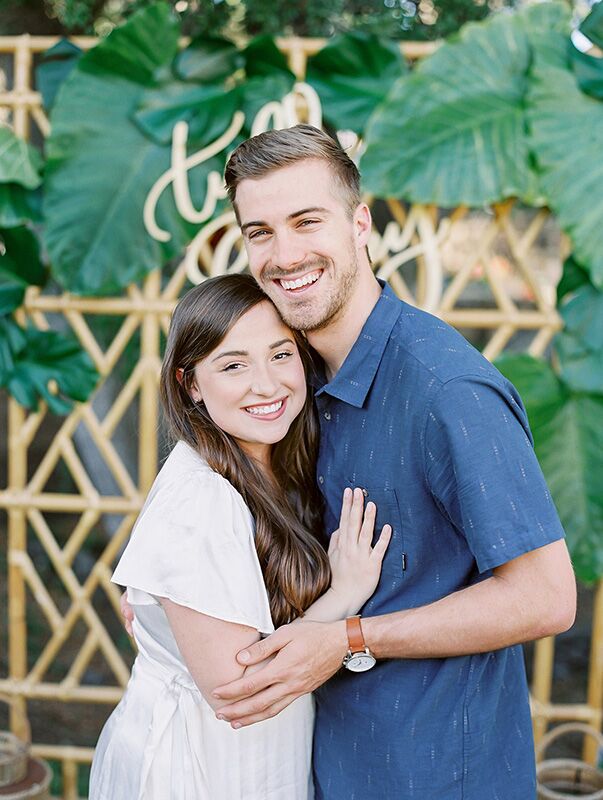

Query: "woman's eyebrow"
left=211, top=339, right=294, bottom=362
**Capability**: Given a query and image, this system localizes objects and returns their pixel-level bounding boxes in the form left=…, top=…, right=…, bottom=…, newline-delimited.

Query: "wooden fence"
left=0, top=33, right=601, bottom=799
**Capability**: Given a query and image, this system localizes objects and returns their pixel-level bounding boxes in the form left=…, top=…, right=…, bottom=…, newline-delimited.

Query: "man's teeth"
left=279, top=271, right=321, bottom=291
left=245, top=400, right=284, bottom=416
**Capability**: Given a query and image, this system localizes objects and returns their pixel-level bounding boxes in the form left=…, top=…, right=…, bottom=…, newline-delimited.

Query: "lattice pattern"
left=0, top=34, right=601, bottom=800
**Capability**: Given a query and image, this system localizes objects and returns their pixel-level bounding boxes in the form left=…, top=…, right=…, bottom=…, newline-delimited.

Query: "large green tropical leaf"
left=174, top=36, right=242, bottom=83
left=306, top=32, right=406, bottom=134
left=554, top=284, right=603, bottom=394
left=0, top=126, right=43, bottom=189
left=35, top=39, right=82, bottom=110
left=570, top=45, right=603, bottom=101
left=44, top=3, right=199, bottom=296
left=528, top=18, right=603, bottom=288
left=0, top=318, right=99, bottom=415
left=0, top=184, right=42, bottom=227
left=361, top=3, right=568, bottom=206
left=496, top=354, right=603, bottom=583
left=557, top=254, right=592, bottom=302
left=580, top=0, right=603, bottom=50
left=0, top=225, right=46, bottom=313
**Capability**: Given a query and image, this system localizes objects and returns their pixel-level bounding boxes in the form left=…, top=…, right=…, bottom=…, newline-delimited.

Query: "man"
left=126, top=124, right=576, bottom=799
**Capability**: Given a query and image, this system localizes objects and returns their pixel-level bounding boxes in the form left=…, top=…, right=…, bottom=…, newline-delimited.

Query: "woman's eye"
left=222, top=363, right=244, bottom=372
left=273, top=351, right=293, bottom=361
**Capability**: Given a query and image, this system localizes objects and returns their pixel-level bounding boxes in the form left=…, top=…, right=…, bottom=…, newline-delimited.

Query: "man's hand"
left=212, top=619, right=347, bottom=728
left=120, top=590, right=134, bottom=637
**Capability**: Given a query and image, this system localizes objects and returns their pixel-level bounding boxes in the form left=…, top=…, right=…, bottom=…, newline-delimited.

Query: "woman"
left=89, top=274, right=391, bottom=800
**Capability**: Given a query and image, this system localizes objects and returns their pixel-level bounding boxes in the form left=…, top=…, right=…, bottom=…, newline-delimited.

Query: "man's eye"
left=299, top=219, right=319, bottom=227
left=249, top=229, right=269, bottom=239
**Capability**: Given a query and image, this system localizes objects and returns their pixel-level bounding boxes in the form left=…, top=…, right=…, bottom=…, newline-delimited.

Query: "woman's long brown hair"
left=160, top=274, right=330, bottom=626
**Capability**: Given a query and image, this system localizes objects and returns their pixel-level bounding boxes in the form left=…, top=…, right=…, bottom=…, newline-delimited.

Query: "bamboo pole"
left=584, top=579, right=603, bottom=763
left=138, top=271, right=161, bottom=494
left=532, top=636, right=556, bottom=747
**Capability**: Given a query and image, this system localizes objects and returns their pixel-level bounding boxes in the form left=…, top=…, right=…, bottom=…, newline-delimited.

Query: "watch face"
left=345, top=653, right=376, bottom=673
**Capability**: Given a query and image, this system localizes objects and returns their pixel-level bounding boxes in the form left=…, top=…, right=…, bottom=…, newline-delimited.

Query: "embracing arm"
left=212, top=537, right=575, bottom=726
left=362, top=537, right=576, bottom=659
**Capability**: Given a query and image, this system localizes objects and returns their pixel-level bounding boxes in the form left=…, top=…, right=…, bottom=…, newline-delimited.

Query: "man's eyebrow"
left=211, top=338, right=294, bottom=362
left=241, top=207, right=330, bottom=233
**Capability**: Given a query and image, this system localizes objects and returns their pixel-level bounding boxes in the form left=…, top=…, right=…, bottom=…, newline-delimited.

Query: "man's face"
left=235, top=159, right=365, bottom=332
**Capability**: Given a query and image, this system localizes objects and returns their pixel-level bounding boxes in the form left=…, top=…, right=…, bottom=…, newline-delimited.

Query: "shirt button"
left=324, top=411, right=331, bottom=420
left=318, top=475, right=324, bottom=484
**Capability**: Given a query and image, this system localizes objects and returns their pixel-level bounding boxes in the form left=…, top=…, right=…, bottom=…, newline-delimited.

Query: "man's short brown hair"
left=224, top=124, right=361, bottom=218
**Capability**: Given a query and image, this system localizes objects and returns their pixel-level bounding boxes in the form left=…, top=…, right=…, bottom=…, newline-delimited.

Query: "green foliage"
left=0, top=319, right=98, bottom=414
left=306, top=32, right=406, bottom=134
left=361, top=5, right=561, bottom=206
left=0, top=225, right=46, bottom=313
left=555, top=284, right=603, bottom=394
left=496, top=354, right=603, bottom=584
left=528, top=12, right=603, bottom=288
left=0, top=126, right=43, bottom=188
left=35, top=39, right=82, bottom=110
left=44, top=6, right=296, bottom=295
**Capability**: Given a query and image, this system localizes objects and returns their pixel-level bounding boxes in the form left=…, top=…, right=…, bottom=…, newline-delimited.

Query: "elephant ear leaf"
left=306, top=32, right=406, bottom=134
left=580, top=0, right=603, bottom=50
left=0, top=126, right=42, bottom=189
left=0, top=225, right=46, bottom=314
left=496, top=354, right=603, bottom=583
left=360, top=4, right=569, bottom=206
left=35, top=39, right=82, bottom=111
left=528, top=7, right=603, bottom=288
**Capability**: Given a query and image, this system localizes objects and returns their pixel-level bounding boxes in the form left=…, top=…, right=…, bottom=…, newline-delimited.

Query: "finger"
left=216, top=684, right=293, bottom=723
left=225, top=693, right=301, bottom=729
left=328, top=530, right=340, bottom=556
left=338, top=487, right=353, bottom=531
left=371, top=524, right=392, bottom=561
left=347, top=488, right=365, bottom=543
left=358, top=501, right=377, bottom=545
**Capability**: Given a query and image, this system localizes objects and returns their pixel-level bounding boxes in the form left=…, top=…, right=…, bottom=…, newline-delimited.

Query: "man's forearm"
left=362, top=543, right=576, bottom=660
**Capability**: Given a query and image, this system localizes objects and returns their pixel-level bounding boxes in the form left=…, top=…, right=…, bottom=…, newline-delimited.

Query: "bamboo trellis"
left=0, top=33, right=601, bottom=800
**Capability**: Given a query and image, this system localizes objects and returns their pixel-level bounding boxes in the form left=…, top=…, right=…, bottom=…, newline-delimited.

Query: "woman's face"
left=189, top=301, right=307, bottom=465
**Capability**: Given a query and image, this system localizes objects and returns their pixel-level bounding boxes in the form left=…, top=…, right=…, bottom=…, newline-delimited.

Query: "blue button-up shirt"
left=312, top=284, right=564, bottom=800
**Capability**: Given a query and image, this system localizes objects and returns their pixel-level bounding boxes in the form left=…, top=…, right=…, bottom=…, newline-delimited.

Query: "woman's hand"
left=327, top=487, right=392, bottom=616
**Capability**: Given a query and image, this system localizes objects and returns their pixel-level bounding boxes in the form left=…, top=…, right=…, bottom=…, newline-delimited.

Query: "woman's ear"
left=175, top=367, right=184, bottom=385
left=189, top=381, right=202, bottom=404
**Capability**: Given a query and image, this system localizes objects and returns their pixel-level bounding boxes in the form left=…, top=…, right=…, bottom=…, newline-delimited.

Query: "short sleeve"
left=111, top=470, right=274, bottom=634
left=424, top=375, right=565, bottom=573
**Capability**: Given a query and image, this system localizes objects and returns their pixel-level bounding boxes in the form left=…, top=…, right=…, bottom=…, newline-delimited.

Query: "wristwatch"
left=342, top=615, right=376, bottom=672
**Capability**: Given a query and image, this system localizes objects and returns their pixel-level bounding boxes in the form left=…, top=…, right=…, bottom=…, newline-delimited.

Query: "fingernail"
left=232, top=722, right=242, bottom=729
left=212, top=692, right=222, bottom=698
left=216, top=713, right=224, bottom=720
left=239, top=650, right=250, bottom=663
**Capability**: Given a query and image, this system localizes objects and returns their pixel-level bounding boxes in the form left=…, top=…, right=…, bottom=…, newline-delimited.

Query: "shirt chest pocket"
left=348, top=483, right=406, bottom=579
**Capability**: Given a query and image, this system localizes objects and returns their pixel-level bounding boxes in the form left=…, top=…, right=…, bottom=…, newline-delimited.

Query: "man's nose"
left=271, top=230, right=306, bottom=272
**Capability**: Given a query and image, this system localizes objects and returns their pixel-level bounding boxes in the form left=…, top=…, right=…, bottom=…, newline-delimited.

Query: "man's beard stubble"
left=263, top=250, right=360, bottom=333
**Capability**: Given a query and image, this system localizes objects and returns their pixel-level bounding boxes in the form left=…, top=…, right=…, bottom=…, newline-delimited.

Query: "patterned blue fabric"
left=312, top=284, right=564, bottom=800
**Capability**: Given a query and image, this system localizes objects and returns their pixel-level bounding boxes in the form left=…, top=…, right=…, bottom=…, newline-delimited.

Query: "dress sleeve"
left=111, top=470, right=274, bottom=634
left=424, top=374, right=565, bottom=573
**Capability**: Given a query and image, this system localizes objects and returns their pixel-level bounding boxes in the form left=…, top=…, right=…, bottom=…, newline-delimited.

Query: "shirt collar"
left=314, top=282, right=403, bottom=408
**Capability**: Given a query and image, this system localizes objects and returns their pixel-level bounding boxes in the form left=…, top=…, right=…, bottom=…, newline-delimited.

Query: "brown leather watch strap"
left=346, top=615, right=366, bottom=653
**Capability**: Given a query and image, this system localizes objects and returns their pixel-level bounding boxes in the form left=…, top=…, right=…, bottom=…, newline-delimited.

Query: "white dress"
left=89, top=441, right=314, bottom=800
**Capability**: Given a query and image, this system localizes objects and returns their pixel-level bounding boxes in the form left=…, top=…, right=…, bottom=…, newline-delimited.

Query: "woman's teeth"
left=245, top=400, right=284, bottom=416
left=279, top=271, right=321, bottom=291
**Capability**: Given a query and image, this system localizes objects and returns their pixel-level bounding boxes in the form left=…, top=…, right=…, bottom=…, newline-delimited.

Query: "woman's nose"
left=249, top=365, right=279, bottom=396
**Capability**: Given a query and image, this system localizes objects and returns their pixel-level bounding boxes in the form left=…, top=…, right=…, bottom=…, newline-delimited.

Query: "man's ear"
left=353, top=203, right=372, bottom=250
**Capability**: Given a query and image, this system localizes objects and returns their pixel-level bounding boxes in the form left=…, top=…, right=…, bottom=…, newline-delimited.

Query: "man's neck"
left=307, top=272, right=382, bottom=380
